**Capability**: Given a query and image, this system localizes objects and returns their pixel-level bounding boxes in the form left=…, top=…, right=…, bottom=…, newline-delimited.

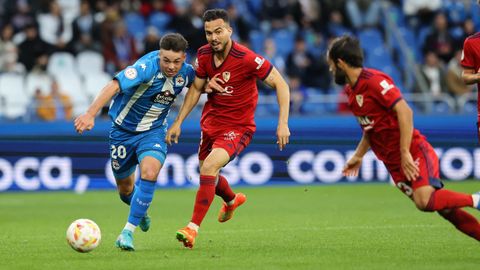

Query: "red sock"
left=439, top=209, right=480, bottom=241
left=426, top=189, right=473, bottom=211
left=215, top=175, right=235, bottom=203
left=190, top=175, right=216, bottom=226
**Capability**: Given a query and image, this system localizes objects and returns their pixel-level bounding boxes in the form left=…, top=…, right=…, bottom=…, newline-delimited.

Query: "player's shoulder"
left=180, top=62, right=195, bottom=76
left=361, top=68, right=394, bottom=87
left=197, top=44, right=213, bottom=58
left=465, top=32, right=480, bottom=42
left=133, top=51, right=158, bottom=74
left=230, top=42, right=250, bottom=59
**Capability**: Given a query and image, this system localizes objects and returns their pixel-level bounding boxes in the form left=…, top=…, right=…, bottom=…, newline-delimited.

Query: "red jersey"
left=460, top=32, right=480, bottom=118
left=345, top=68, right=425, bottom=164
left=195, top=41, right=273, bottom=133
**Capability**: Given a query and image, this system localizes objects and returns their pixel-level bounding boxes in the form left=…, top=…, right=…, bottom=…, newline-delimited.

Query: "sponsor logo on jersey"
left=152, top=90, right=175, bottom=105
left=254, top=57, right=265, bottom=70
left=175, top=75, right=185, bottom=87
left=380, top=79, right=394, bottom=95
left=356, top=95, right=363, bottom=107
left=356, top=116, right=374, bottom=130
left=125, top=67, right=137, bottom=80
left=222, top=71, right=230, bottom=82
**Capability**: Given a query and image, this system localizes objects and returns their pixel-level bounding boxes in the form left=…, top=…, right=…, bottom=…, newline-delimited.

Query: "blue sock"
left=128, top=179, right=156, bottom=226
left=120, top=185, right=137, bottom=205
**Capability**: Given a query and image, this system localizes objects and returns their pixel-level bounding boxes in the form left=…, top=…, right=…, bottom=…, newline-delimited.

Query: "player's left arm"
left=263, top=66, right=291, bottom=150
left=461, top=68, right=480, bottom=85
left=392, top=99, right=420, bottom=181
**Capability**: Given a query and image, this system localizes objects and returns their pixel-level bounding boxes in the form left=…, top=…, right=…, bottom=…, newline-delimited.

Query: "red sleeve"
left=461, top=38, right=476, bottom=69
left=195, top=54, right=208, bottom=79
left=369, top=75, right=403, bottom=110
left=244, top=51, right=273, bottom=80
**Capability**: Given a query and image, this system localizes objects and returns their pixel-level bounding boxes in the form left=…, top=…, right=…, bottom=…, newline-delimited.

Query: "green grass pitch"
left=1, top=181, right=479, bottom=270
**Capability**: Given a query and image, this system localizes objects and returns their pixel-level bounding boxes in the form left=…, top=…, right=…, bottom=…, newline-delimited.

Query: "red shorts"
left=385, top=140, right=443, bottom=197
left=198, top=128, right=254, bottom=161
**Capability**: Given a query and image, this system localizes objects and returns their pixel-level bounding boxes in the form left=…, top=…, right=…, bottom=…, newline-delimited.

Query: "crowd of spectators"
left=0, top=0, right=478, bottom=121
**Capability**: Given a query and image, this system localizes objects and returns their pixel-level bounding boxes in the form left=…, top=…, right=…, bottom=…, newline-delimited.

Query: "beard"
left=334, top=69, right=347, bottom=85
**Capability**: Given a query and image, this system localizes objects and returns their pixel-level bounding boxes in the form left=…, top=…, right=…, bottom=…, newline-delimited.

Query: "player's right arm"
left=343, top=133, right=370, bottom=177
left=165, top=76, right=206, bottom=145
left=74, top=80, right=120, bottom=134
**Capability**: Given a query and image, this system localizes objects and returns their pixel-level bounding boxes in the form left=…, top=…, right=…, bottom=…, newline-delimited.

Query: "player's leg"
left=117, top=154, right=163, bottom=250
left=406, top=141, right=480, bottom=241
left=214, top=130, right=252, bottom=222
left=176, top=148, right=230, bottom=248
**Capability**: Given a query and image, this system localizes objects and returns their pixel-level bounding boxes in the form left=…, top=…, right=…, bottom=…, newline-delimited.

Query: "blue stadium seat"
left=358, top=28, right=383, bottom=51
left=124, top=13, right=146, bottom=40
left=472, top=0, right=480, bottom=29
left=272, top=30, right=295, bottom=58
left=443, top=0, right=467, bottom=25
left=149, top=12, right=172, bottom=33
left=249, top=30, right=265, bottom=55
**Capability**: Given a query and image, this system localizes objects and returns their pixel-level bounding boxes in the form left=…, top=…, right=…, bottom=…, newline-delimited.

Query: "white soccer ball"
left=66, top=219, right=101, bottom=252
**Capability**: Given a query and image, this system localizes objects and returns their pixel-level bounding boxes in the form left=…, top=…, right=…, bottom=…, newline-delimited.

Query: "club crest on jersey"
left=222, top=71, right=230, bottom=82
left=356, top=95, right=364, bottom=107
left=175, top=75, right=185, bottom=87
left=112, top=159, right=121, bottom=170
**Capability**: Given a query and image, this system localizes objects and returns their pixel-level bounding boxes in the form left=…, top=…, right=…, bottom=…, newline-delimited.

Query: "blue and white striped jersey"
left=109, top=50, right=195, bottom=132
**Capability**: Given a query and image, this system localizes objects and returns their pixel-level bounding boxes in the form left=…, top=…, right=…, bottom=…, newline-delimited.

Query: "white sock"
left=187, top=222, right=199, bottom=232
left=124, top=222, right=137, bottom=233
left=226, top=197, right=235, bottom=206
left=472, top=194, right=480, bottom=208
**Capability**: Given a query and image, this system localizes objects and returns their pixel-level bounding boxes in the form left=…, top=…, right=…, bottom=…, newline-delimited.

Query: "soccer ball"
left=66, top=219, right=101, bottom=252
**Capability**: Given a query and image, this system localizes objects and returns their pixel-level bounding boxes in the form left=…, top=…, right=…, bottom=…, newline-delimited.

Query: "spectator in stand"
left=167, top=2, right=205, bottom=55
left=419, top=51, right=447, bottom=98
left=37, top=0, right=73, bottom=52
left=403, top=0, right=442, bottom=31
left=70, top=0, right=101, bottom=54
left=143, top=26, right=160, bottom=55
left=7, top=0, right=36, bottom=33
left=226, top=4, right=250, bottom=44
left=423, top=12, right=455, bottom=63
left=345, top=0, right=381, bottom=29
left=18, top=23, right=49, bottom=71
left=36, top=80, right=72, bottom=121
left=260, top=0, right=299, bottom=32
left=326, top=10, right=351, bottom=38
left=286, top=36, right=313, bottom=86
left=103, top=21, right=138, bottom=73
left=264, top=38, right=285, bottom=75
left=288, top=75, right=305, bottom=115
left=0, top=24, right=24, bottom=73
left=446, top=49, right=474, bottom=111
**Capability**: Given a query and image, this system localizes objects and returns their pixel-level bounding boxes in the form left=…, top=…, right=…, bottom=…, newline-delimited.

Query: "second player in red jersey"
left=461, top=31, right=480, bottom=142
left=328, top=35, right=480, bottom=242
left=166, top=9, right=290, bottom=249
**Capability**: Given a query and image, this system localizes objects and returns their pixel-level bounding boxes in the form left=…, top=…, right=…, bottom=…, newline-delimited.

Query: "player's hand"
left=276, top=123, right=290, bottom=151
left=165, top=122, right=181, bottom=145
left=343, top=155, right=362, bottom=177
left=401, top=152, right=420, bottom=181
left=74, top=112, right=95, bottom=134
left=205, top=73, right=225, bottom=93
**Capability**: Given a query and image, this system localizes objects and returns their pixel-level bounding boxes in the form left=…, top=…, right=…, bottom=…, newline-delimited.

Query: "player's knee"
left=200, top=160, right=220, bottom=175
left=117, top=183, right=133, bottom=196
left=140, top=167, right=158, bottom=181
left=413, top=195, right=431, bottom=212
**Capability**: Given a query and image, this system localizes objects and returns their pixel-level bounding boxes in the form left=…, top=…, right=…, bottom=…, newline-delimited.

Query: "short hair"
left=159, top=33, right=188, bottom=52
left=327, top=35, right=364, bottom=68
left=202, top=9, right=229, bottom=23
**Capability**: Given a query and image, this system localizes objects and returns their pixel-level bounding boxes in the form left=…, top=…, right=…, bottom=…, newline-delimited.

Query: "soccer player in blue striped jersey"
left=74, top=33, right=195, bottom=251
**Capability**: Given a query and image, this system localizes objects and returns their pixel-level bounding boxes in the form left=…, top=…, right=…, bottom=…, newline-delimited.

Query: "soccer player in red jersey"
left=165, top=9, right=291, bottom=248
left=461, top=24, right=480, bottom=142
left=328, top=35, right=480, bottom=241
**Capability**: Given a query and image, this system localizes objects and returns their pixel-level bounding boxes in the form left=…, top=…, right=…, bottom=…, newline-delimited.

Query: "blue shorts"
left=109, top=125, right=167, bottom=179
